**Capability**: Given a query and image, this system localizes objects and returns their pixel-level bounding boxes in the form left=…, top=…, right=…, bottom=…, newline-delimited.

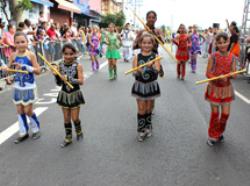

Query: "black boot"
left=61, top=123, right=72, bottom=148
left=14, top=134, right=29, bottom=144
left=137, top=114, right=146, bottom=142
left=145, top=113, right=152, bottom=137
left=159, top=64, right=164, bottom=77
left=113, top=65, right=117, bottom=79
left=74, top=120, right=83, bottom=141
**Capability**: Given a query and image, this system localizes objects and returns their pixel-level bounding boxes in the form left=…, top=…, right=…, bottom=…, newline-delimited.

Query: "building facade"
left=24, top=0, right=54, bottom=24
left=50, top=0, right=81, bottom=26
left=101, top=0, right=123, bottom=15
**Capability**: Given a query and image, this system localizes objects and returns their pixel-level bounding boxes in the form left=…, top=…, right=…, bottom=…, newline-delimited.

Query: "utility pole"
left=132, top=0, right=143, bottom=28
left=241, top=0, right=250, bottom=66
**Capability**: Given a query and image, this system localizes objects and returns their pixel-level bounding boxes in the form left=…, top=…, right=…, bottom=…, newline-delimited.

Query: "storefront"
left=73, top=0, right=91, bottom=27
left=50, top=0, right=81, bottom=26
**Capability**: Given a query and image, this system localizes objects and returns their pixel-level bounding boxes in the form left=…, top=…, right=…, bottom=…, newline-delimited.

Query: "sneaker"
left=145, top=128, right=152, bottom=138
left=14, top=134, right=29, bottom=144
left=207, top=139, right=217, bottom=146
left=137, top=131, right=146, bottom=142
left=60, top=138, right=72, bottom=148
left=159, top=65, right=164, bottom=77
left=31, top=131, right=41, bottom=140
left=218, top=135, right=224, bottom=143
left=76, top=132, right=83, bottom=141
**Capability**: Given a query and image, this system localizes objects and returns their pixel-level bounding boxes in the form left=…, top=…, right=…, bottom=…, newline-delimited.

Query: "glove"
left=21, top=64, right=34, bottom=73
left=68, top=76, right=79, bottom=85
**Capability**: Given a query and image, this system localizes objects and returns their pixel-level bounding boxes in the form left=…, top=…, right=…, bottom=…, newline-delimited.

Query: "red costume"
left=175, top=34, right=189, bottom=79
left=205, top=51, right=236, bottom=140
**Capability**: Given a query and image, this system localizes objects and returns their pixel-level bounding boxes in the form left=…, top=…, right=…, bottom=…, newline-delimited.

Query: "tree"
left=0, top=0, right=10, bottom=23
left=101, top=11, right=126, bottom=28
left=1, top=0, right=32, bottom=24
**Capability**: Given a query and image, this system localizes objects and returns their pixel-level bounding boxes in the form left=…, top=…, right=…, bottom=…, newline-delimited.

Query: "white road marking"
left=0, top=107, right=48, bottom=145
left=99, top=61, right=108, bottom=70
left=35, top=98, right=57, bottom=105
left=235, top=90, right=250, bottom=104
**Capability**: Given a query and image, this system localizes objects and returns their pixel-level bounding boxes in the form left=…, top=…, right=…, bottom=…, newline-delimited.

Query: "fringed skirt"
left=205, top=82, right=234, bottom=105
left=12, top=88, right=38, bottom=106
left=132, top=80, right=161, bottom=100
left=57, top=89, right=85, bottom=108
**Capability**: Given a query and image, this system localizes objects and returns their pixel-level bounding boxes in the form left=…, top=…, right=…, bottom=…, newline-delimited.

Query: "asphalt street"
left=0, top=51, right=250, bottom=186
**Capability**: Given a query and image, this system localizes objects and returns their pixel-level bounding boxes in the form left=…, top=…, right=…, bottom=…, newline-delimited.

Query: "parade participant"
left=53, top=43, right=85, bottom=148
left=131, top=33, right=161, bottom=142
left=133, top=10, right=164, bottom=77
left=7, top=31, right=41, bottom=144
left=87, top=26, right=100, bottom=72
left=172, top=24, right=190, bottom=80
left=207, top=27, right=214, bottom=55
left=121, top=23, right=134, bottom=62
left=105, top=23, right=121, bottom=80
left=99, top=28, right=106, bottom=58
left=227, top=21, right=240, bottom=58
left=208, top=23, right=220, bottom=55
left=188, top=26, right=193, bottom=34
left=79, top=27, right=87, bottom=56
left=202, top=29, right=209, bottom=58
left=189, top=25, right=204, bottom=73
left=205, top=32, right=236, bottom=146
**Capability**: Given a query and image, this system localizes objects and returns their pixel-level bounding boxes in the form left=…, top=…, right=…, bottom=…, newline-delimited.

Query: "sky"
left=127, top=0, right=244, bottom=30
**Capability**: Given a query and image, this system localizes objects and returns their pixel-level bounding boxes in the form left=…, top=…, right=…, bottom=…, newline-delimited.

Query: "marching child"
left=54, top=43, right=85, bottom=148
left=131, top=33, right=161, bottom=142
left=173, top=24, right=190, bottom=80
left=189, top=25, right=204, bottom=73
left=205, top=32, right=237, bottom=146
left=105, top=23, right=121, bottom=80
left=7, top=31, right=41, bottom=144
left=87, top=26, right=100, bottom=72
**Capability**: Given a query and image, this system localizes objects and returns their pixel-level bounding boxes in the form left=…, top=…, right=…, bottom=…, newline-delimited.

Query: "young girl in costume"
left=54, top=43, right=85, bottom=148
left=106, top=23, right=121, bottom=80
left=172, top=24, right=190, bottom=80
left=205, top=33, right=236, bottom=146
left=7, top=32, right=41, bottom=144
left=131, top=33, right=161, bottom=142
left=87, top=26, right=100, bottom=72
left=189, top=25, right=204, bottom=73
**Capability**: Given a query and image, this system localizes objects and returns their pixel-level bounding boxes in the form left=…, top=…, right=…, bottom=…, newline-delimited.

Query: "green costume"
left=106, top=33, right=121, bottom=59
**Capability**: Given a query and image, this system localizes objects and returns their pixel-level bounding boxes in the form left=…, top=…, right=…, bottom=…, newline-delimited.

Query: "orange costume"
left=205, top=51, right=236, bottom=140
left=230, top=42, right=240, bottom=58
left=175, top=34, right=189, bottom=79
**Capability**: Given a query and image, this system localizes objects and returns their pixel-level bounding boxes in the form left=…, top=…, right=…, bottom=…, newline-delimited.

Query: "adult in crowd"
left=133, top=10, right=165, bottom=77
left=121, top=23, right=135, bottom=62
left=227, top=20, right=240, bottom=58
left=2, top=24, right=15, bottom=60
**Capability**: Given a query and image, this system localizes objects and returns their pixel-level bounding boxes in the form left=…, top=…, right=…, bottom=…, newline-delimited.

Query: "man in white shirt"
left=121, top=23, right=135, bottom=62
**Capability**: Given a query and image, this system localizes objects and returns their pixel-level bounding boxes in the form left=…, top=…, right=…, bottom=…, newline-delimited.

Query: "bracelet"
left=68, top=77, right=79, bottom=85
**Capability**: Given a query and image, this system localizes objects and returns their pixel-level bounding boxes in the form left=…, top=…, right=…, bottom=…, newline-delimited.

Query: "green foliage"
left=17, top=0, right=32, bottom=10
left=101, top=11, right=126, bottom=28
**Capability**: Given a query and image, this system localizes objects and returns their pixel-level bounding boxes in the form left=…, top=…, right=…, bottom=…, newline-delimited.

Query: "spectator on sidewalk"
left=2, top=24, right=15, bottom=61
left=47, top=24, right=58, bottom=41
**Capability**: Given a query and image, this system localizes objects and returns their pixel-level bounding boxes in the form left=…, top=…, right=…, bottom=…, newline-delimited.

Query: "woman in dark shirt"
left=227, top=21, right=240, bottom=57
